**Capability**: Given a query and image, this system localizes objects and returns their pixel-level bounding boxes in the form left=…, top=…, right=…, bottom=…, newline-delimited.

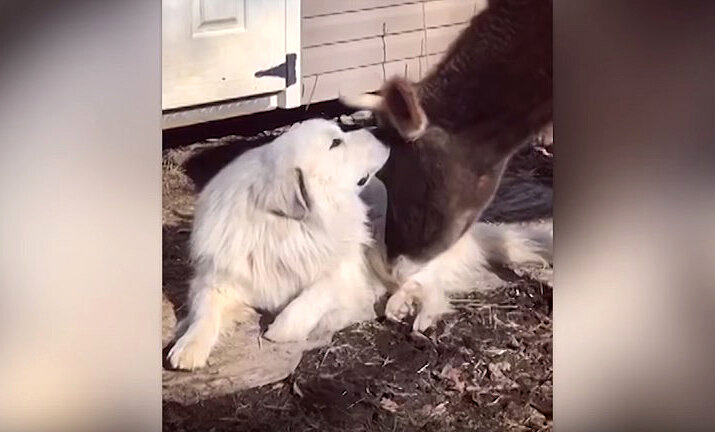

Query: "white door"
left=163, top=0, right=287, bottom=110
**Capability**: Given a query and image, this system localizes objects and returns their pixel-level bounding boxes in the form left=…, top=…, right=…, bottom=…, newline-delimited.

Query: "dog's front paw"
left=263, top=317, right=309, bottom=343
left=412, top=309, right=438, bottom=333
left=412, top=312, right=437, bottom=333
left=412, top=294, right=452, bottom=333
left=167, top=332, right=213, bottom=370
left=385, top=286, right=418, bottom=323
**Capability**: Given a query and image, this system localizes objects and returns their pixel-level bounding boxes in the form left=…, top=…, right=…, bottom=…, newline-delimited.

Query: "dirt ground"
left=162, top=103, right=553, bottom=432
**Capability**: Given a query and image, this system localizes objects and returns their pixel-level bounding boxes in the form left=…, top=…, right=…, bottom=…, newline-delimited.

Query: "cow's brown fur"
left=371, top=0, right=552, bottom=263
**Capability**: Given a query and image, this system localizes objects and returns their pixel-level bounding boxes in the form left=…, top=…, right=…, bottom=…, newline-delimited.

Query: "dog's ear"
left=259, top=168, right=311, bottom=220
left=340, top=77, right=427, bottom=141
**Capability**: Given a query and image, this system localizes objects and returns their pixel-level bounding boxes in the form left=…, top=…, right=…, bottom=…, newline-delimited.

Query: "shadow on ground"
left=163, top=277, right=553, bottom=432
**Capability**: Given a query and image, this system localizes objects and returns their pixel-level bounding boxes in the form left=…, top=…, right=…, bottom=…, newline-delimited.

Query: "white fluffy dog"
left=168, top=119, right=390, bottom=370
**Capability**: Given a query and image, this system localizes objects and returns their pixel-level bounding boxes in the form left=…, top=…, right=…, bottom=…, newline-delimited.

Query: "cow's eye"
left=330, top=138, right=343, bottom=149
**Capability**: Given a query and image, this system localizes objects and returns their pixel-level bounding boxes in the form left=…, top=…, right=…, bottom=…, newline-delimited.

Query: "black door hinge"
left=254, top=53, right=297, bottom=86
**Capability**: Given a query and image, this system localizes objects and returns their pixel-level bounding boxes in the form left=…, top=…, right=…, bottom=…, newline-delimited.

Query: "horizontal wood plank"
left=303, top=3, right=423, bottom=47
left=424, top=21, right=467, bottom=57
left=302, top=0, right=421, bottom=18
left=424, top=0, right=486, bottom=27
left=303, top=0, right=480, bottom=47
left=302, top=57, right=425, bottom=104
left=425, top=51, right=446, bottom=69
left=302, top=24, right=466, bottom=76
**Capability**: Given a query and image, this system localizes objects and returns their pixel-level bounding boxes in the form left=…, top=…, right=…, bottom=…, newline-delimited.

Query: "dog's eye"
left=357, top=173, right=370, bottom=186
left=330, top=138, right=343, bottom=149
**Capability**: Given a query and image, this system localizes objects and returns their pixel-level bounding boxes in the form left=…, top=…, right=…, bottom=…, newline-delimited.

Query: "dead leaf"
left=419, top=401, right=449, bottom=418
left=439, top=364, right=466, bottom=393
left=379, top=397, right=399, bottom=413
left=487, top=361, right=519, bottom=390
left=418, top=404, right=433, bottom=417
left=488, top=361, right=512, bottom=381
left=484, top=347, right=508, bottom=356
left=431, top=401, right=448, bottom=417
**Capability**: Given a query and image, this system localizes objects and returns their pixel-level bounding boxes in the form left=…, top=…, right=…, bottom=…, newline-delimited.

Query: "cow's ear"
left=340, top=77, right=427, bottom=141
left=381, top=77, right=427, bottom=140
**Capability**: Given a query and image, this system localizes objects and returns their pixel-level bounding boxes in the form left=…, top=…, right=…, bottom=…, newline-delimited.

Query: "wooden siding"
left=301, top=0, right=485, bottom=104
left=302, top=24, right=466, bottom=76
left=303, top=3, right=424, bottom=48
left=303, top=0, right=420, bottom=18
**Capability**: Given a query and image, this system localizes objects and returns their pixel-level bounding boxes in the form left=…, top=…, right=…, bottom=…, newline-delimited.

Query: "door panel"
left=163, top=0, right=287, bottom=110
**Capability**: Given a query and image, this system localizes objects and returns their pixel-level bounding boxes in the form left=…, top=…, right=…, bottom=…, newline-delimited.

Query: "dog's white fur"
left=168, top=119, right=390, bottom=370
left=385, top=222, right=553, bottom=332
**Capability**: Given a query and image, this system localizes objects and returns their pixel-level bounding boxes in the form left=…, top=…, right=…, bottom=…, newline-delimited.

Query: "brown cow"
left=344, top=0, right=553, bottom=331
